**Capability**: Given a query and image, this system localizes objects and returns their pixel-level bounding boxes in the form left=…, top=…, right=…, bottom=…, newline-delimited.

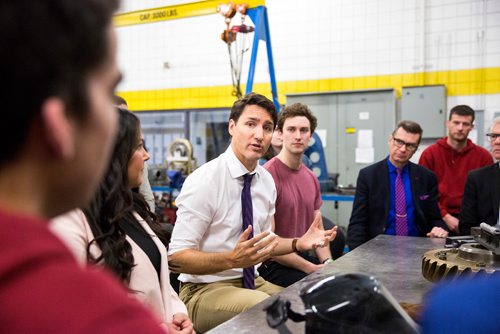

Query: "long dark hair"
left=83, top=107, right=169, bottom=284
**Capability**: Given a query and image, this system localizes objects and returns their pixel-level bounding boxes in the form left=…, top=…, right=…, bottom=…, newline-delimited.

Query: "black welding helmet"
left=264, top=273, right=418, bottom=334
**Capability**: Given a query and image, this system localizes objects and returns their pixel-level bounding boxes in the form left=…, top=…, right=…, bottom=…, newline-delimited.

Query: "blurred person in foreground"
left=421, top=273, right=500, bottom=334
left=0, top=0, right=170, bottom=332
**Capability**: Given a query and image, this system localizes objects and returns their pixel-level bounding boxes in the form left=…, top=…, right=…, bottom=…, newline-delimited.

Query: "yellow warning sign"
left=345, top=127, right=356, bottom=134
left=114, top=0, right=265, bottom=27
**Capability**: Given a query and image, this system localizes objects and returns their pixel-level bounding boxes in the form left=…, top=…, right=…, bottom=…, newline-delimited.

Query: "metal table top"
left=207, top=235, right=445, bottom=334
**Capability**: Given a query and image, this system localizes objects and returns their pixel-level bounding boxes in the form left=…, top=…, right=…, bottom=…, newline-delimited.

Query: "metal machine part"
left=443, top=235, right=476, bottom=249
left=148, top=164, right=169, bottom=187
left=422, top=224, right=500, bottom=282
left=475, top=223, right=500, bottom=254
left=166, top=138, right=196, bottom=175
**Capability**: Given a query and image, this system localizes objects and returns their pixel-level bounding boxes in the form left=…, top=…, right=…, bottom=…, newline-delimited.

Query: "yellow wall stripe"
left=114, top=0, right=265, bottom=27
left=118, top=67, right=500, bottom=111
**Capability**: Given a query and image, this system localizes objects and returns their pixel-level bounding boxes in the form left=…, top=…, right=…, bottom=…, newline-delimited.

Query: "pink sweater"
left=50, top=209, right=187, bottom=325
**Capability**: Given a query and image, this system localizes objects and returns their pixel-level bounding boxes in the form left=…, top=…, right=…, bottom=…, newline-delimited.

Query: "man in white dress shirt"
left=168, top=93, right=337, bottom=332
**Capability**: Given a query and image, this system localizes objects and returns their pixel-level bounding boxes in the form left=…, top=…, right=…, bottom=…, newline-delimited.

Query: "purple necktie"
left=242, top=173, right=255, bottom=289
left=395, top=168, right=408, bottom=236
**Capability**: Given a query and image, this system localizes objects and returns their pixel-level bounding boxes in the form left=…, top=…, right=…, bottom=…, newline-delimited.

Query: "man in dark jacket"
left=348, top=121, right=449, bottom=250
left=460, top=116, right=500, bottom=235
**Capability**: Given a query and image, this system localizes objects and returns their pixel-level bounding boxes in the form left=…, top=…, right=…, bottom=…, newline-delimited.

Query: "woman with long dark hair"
left=51, top=108, right=194, bottom=333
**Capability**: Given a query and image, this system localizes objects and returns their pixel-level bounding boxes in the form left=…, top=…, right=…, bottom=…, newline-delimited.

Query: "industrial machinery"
left=148, top=164, right=169, bottom=188
left=166, top=138, right=197, bottom=180
left=422, top=223, right=500, bottom=282
left=148, top=139, right=197, bottom=189
left=217, top=2, right=254, bottom=99
left=218, top=2, right=280, bottom=110
left=148, top=139, right=197, bottom=224
left=304, top=133, right=339, bottom=193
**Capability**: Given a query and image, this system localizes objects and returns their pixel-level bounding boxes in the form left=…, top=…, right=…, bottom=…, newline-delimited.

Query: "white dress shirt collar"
left=224, top=145, right=261, bottom=180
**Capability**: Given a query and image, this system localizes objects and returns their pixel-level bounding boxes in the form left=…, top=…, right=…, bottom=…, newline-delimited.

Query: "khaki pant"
left=179, top=277, right=282, bottom=333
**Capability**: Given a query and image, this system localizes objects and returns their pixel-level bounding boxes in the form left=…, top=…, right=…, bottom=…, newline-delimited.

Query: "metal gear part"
left=422, top=243, right=500, bottom=282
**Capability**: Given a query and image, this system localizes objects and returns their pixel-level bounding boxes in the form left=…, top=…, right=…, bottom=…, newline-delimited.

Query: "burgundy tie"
left=395, top=168, right=408, bottom=236
left=241, top=173, right=255, bottom=289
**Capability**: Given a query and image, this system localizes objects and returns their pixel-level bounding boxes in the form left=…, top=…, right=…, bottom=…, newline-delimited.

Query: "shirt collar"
left=387, top=157, right=409, bottom=174
left=224, top=145, right=261, bottom=179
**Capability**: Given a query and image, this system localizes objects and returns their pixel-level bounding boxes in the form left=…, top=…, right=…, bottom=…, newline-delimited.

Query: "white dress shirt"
left=168, top=145, right=276, bottom=283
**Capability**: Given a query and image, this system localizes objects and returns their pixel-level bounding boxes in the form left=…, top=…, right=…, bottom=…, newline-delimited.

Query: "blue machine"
left=304, top=133, right=339, bottom=193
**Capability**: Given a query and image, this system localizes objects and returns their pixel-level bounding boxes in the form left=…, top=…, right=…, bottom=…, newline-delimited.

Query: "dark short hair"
left=449, top=105, right=475, bottom=123
left=114, top=95, right=128, bottom=107
left=0, top=0, right=119, bottom=166
left=392, top=120, right=423, bottom=144
left=276, top=103, right=317, bottom=133
left=229, top=92, right=277, bottom=126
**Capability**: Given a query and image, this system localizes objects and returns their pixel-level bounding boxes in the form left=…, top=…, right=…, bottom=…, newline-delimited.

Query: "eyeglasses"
left=486, top=133, right=500, bottom=141
left=392, top=137, right=418, bottom=151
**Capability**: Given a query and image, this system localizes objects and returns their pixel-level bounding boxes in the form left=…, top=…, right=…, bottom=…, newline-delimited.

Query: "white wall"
left=116, top=0, right=500, bottom=128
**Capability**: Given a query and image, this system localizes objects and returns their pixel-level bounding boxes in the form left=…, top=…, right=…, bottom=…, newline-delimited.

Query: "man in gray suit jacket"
left=348, top=121, right=449, bottom=250
left=460, top=116, right=500, bottom=235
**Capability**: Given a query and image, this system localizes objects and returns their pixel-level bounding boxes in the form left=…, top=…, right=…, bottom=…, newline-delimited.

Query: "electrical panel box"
left=287, top=89, right=396, bottom=188
left=286, top=89, right=396, bottom=229
left=401, top=85, right=446, bottom=139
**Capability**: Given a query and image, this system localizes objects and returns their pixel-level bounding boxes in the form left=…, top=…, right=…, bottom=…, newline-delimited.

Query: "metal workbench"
left=207, top=235, right=445, bottom=333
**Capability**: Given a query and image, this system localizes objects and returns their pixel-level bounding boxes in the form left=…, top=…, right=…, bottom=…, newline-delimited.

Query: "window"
left=136, top=109, right=230, bottom=168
